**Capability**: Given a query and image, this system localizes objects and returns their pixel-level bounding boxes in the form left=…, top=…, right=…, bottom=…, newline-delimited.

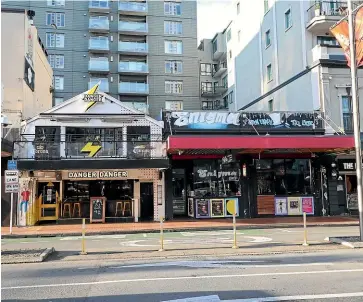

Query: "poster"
left=301, top=197, right=314, bottom=215
left=274, top=197, right=288, bottom=216
left=224, top=198, right=239, bottom=217
left=195, top=198, right=210, bottom=218
left=287, top=197, right=302, bottom=215
left=210, top=199, right=224, bottom=217
left=188, top=198, right=194, bottom=217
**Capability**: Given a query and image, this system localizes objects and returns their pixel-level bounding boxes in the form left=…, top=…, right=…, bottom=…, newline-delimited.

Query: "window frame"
left=268, top=99, right=274, bottom=112
left=49, top=54, right=65, bottom=69
left=165, top=100, right=183, bottom=110
left=341, top=95, right=354, bottom=132
left=54, top=97, right=64, bottom=106
left=164, top=20, right=183, bottom=35
left=264, top=0, right=269, bottom=14
left=266, top=64, right=273, bottom=82
left=46, top=33, right=65, bottom=48
left=227, top=29, right=232, bottom=42
left=47, top=0, right=65, bottom=7
left=164, top=40, right=183, bottom=54
left=165, top=60, right=183, bottom=74
left=46, top=12, right=65, bottom=27
left=265, top=29, right=271, bottom=48
left=53, top=75, right=64, bottom=91
left=284, top=8, right=292, bottom=31
left=200, top=63, right=212, bottom=76
left=165, top=80, right=183, bottom=94
left=164, top=1, right=181, bottom=16
left=236, top=2, right=240, bottom=15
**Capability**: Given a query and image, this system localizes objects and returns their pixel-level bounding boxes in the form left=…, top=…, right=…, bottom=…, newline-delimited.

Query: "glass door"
left=37, top=181, right=60, bottom=220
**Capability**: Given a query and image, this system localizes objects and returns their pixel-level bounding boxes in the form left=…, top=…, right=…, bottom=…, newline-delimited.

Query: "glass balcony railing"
left=88, top=59, right=109, bottom=72
left=123, top=102, right=148, bottom=114
left=88, top=79, right=109, bottom=92
left=89, top=0, right=109, bottom=9
left=118, top=61, right=148, bottom=73
left=89, top=18, right=110, bottom=31
left=118, top=1, right=148, bottom=13
left=88, top=38, right=109, bottom=51
left=118, top=41, right=148, bottom=53
left=119, top=82, right=149, bottom=94
left=118, top=21, right=148, bottom=33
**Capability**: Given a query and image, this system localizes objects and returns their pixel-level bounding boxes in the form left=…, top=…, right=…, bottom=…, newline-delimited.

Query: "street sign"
left=5, top=170, right=19, bottom=184
left=7, top=160, right=17, bottom=170
left=5, top=183, right=19, bottom=193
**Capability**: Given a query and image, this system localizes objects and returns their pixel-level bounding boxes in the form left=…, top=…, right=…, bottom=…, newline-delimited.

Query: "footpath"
left=1, top=216, right=358, bottom=239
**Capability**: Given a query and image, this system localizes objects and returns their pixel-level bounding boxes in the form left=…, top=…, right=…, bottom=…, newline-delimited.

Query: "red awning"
left=167, top=135, right=355, bottom=154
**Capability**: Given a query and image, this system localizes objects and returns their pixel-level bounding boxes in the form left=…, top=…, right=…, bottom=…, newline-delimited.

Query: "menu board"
left=287, top=197, right=302, bottom=215
left=188, top=198, right=194, bottom=217
left=195, top=198, right=210, bottom=218
left=224, top=198, right=239, bottom=217
left=274, top=197, right=288, bottom=216
left=301, top=197, right=314, bottom=215
left=90, top=197, right=106, bottom=223
left=210, top=199, right=224, bottom=217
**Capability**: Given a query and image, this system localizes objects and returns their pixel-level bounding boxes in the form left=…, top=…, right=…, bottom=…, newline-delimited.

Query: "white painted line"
left=3, top=269, right=363, bottom=290
left=243, top=236, right=272, bottom=243
left=163, top=295, right=221, bottom=302
left=20, top=241, right=49, bottom=244
left=223, top=292, right=363, bottom=301
left=143, top=234, right=147, bottom=238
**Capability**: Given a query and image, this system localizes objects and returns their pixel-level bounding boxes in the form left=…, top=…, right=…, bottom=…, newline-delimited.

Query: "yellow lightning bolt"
left=84, top=82, right=100, bottom=112
left=81, top=142, right=101, bottom=157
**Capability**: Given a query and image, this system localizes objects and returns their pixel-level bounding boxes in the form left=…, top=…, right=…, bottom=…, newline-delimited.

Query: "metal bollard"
left=159, top=216, right=164, bottom=252
left=80, top=218, right=87, bottom=255
left=302, top=212, right=309, bottom=246
left=232, top=212, right=238, bottom=249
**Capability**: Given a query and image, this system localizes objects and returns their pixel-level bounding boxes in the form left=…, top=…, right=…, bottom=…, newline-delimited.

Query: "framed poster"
left=210, top=199, right=224, bottom=217
left=274, top=197, right=288, bottom=216
left=188, top=198, right=194, bottom=217
left=301, top=197, right=314, bottom=215
left=224, top=198, right=239, bottom=217
left=90, top=197, right=106, bottom=223
left=287, top=197, right=302, bottom=216
left=195, top=198, right=210, bottom=218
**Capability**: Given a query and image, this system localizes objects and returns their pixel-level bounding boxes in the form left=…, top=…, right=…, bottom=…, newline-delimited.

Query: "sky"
left=197, top=0, right=234, bottom=42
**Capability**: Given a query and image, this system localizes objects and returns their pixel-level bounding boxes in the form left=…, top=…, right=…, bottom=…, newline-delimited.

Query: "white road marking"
left=243, top=236, right=272, bottom=243
left=163, top=295, right=221, bottom=302
left=61, top=235, right=126, bottom=241
left=224, top=292, right=363, bottom=301
left=143, top=234, right=147, bottom=238
left=181, top=231, right=236, bottom=237
left=20, top=241, right=49, bottom=244
left=4, top=268, right=363, bottom=290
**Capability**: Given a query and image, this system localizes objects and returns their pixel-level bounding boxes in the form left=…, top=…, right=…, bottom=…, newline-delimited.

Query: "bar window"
left=193, top=160, right=218, bottom=197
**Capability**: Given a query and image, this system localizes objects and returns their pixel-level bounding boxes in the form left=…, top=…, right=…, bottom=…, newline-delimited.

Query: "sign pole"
left=232, top=212, right=238, bottom=249
left=80, top=218, right=87, bottom=255
left=9, top=193, right=14, bottom=234
left=159, top=216, right=164, bottom=252
left=347, top=0, right=363, bottom=241
left=302, top=212, right=309, bottom=246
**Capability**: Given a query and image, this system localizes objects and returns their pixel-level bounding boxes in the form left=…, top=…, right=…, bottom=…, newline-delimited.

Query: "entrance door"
left=37, top=181, right=60, bottom=221
left=140, top=182, right=154, bottom=220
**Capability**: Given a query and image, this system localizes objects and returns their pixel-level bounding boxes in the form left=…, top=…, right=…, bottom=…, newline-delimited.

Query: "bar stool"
left=123, top=201, right=132, bottom=217
left=63, top=203, right=72, bottom=218
left=73, top=202, right=81, bottom=218
left=115, top=201, right=123, bottom=217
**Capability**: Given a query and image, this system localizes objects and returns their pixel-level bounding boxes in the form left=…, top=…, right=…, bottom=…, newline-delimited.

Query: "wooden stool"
left=115, top=201, right=123, bottom=217
left=63, top=203, right=72, bottom=218
left=123, top=201, right=132, bottom=217
left=73, top=203, right=81, bottom=218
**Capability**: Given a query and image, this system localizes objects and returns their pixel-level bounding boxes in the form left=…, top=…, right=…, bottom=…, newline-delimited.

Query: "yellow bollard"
left=80, top=218, right=87, bottom=255
left=159, top=216, right=164, bottom=252
left=302, top=212, right=309, bottom=246
left=232, top=212, right=238, bottom=249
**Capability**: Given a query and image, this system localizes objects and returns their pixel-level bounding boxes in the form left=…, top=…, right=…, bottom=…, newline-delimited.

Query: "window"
left=165, top=100, right=183, bottom=110
left=285, top=8, right=292, bottom=30
left=200, top=63, right=211, bottom=76
left=227, top=29, right=232, bottom=42
left=165, top=60, right=183, bottom=74
left=222, top=75, right=228, bottom=88
left=46, top=12, right=65, bottom=27
left=229, top=50, right=232, bottom=59
left=236, top=2, right=240, bottom=14
left=90, top=0, right=109, bottom=8
left=202, top=100, right=214, bottom=110
left=164, top=21, right=182, bottom=35
left=268, top=99, right=273, bottom=111
left=212, top=40, right=217, bottom=53
left=46, top=33, right=65, bottom=48
left=238, top=30, right=241, bottom=42
left=165, top=81, right=183, bottom=94
left=49, top=54, right=64, bottom=69
left=54, top=97, right=64, bottom=105
left=264, top=0, right=269, bottom=14
left=53, top=75, right=64, bottom=90
left=267, top=64, right=272, bottom=82
left=47, top=0, right=65, bottom=6
left=201, top=82, right=213, bottom=93
left=317, top=36, right=339, bottom=46
left=165, top=40, right=182, bottom=54
left=164, top=2, right=181, bottom=16
left=342, top=96, right=353, bottom=131
left=265, top=29, right=271, bottom=47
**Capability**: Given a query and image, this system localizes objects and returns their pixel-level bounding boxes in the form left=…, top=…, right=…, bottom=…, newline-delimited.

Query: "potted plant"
left=315, top=2, right=321, bottom=17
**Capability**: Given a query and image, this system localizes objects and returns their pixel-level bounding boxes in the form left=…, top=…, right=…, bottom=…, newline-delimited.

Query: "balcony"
left=89, top=0, right=110, bottom=13
left=88, top=79, right=109, bottom=92
left=312, top=44, right=345, bottom=62
left=118, top=21, right=148, bottom=35
left=119, top=82, right=149, bottom=95
left=122, top=101, right=149, bottom=114
left=201, top=85, right=228, bottom=97
left=88, top=58, right=110, bottom=73
left=89, top=18, right=110, bottom=33
left=88, top=37, right=109, bottom=52
left=118, top=2, right=148, bottom=15
left=118, top=61, right=148, bottom=74
left=118, top=41, right=148, bottom=55
left=212, top=62, right=227, bottom=78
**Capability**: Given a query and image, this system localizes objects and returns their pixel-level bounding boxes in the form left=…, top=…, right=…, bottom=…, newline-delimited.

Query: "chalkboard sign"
left=90, top=197, right=106, bottom=223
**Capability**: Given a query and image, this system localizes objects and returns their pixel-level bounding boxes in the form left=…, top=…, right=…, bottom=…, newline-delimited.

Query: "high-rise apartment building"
left=2, top=0, right=200, bottom=118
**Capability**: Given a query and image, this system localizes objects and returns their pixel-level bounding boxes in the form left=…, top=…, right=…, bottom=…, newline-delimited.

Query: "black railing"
left=212, top=62, right=227, bottom=77
left=201, top=85, right=228, bottom=96
left=307, top=1, right=362, bottom=22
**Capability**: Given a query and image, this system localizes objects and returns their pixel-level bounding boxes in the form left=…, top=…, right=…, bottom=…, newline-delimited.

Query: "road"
left=2, top=249, right=363, bottom=301
left=1, top=226, right=360, bottom=253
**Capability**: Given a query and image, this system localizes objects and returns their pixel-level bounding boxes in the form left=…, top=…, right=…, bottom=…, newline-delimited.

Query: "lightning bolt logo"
left=81, top=142, right=101, bottom=157
left=84, top=82, right=100, bottom=112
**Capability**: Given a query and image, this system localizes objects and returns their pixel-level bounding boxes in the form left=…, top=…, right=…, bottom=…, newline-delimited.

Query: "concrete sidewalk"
left=1, top=216, right=358, bottom=238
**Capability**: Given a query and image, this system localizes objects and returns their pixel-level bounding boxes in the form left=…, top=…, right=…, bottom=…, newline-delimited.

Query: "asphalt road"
left=1, top=226, right=360, bottom=253
left=2, top=249, right=363, bottom=301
